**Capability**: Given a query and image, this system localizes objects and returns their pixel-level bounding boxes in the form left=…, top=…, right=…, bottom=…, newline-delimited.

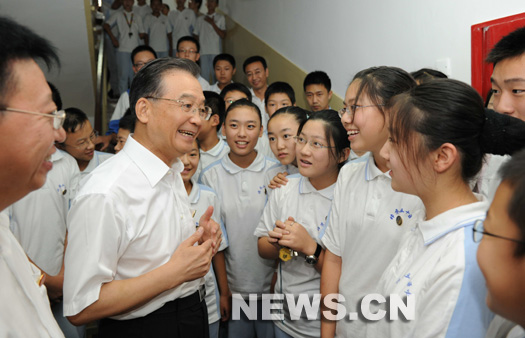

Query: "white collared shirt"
left=255, top=175, right=334, bottom=337
left=133, top=4, right=151, bottom=21
left=470, top=154, right=510, bottom=202
left=200, top=152, right=279, bottom=297
left=106, top=10, right=146, bottom=52
left=320, top=154, right=424, bottom=338
left=199, top=75, right=211, bottom=91
left=9, top=150, right=79, bottom=275
left=195, top=137, right=230, bottom=180
left=366, top=197, right=493, bottom=338
left=0, top=212, right=64, bottom=337
left=250, top=87, right=267, bottom=131
left=64, top=136, right=202, bottom=319
left=193, top=12, right=225, bottom=55
left=188, top=182, right=228, bottom=324
left=263, top=163, right=299, bottom=196
left=144, top=13, right=172, bottom=53
left=168, top=8, right=196, bottom=48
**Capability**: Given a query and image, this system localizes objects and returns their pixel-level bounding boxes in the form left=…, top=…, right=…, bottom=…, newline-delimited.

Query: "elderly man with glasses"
left=63, top=57, right=221, bottom=338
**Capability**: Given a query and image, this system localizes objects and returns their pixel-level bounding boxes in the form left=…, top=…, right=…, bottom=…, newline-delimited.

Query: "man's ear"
left=210, top=113, right=220, bottom=127
left=135, top=98, right=151, bottom=124
left=195, top=52, right=200, bottom=62
left=328, top=90, right=333, bottom=101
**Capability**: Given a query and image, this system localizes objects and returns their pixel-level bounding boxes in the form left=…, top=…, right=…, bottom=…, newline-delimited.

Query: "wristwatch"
left=305, top=243, right=322, bottom=265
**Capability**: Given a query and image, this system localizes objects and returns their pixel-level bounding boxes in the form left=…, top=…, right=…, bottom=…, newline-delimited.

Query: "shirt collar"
left=221, top=151, right=266, bottom=174
left=364, top=154, right=389, bottom=181
left=298, top=176, right=335, bottom=199
left=122, top=135, right=171, bottom=187
left=188, top=180, right=201, bottom=204
left=419, top=195, right=489, bottom=245
left=206, top=138, right=227, bottom=156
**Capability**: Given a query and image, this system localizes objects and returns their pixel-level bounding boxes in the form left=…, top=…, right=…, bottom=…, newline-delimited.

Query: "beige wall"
left=222, top=14, right=343, bottom=112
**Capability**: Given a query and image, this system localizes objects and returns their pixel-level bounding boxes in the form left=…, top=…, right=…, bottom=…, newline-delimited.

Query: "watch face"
left=305, top=256, right=317, bottom=265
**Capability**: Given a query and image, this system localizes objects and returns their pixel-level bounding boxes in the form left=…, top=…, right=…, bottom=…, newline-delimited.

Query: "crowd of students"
left=3, top=7, right=525, bottom=338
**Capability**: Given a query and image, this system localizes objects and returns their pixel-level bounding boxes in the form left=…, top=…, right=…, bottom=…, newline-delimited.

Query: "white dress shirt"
left=64, top=136, right=203, bottom=319
left=200, top=152, right=279, bottom=298
left=0, top=211, right=64, bottom=337
left=365, top=198, right=493, bottom=338
left=320, top=155, right=424, bottom=337
left=193, top=13, right=225, bottom=55
left=106, top=10, right=146, bottom=53
left=144, top=13, right=172, bottom=53
left=255, top=176, right=334, bottom=338
left=9, top=150, right=79, bottom=275
left=168, top=8, right=196, bottom=48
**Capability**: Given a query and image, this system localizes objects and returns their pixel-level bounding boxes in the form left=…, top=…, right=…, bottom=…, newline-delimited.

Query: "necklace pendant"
left=129, top=32, right=133, bottom=38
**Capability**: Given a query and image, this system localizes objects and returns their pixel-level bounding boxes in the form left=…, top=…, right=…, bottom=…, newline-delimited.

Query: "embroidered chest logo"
left=396, top=273, right=413, bottom=296
left=257, top=185, right=267, bottom=195
left=389, top=208, right=412, bottom=226
left=318, top=216, right=328, bottom=232
left=56, top=184, right=67, bottom=196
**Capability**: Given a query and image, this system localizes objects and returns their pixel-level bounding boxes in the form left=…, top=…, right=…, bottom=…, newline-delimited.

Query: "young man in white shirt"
left=168, top=0, right=197, bottom=56
left=0, top=16, right=67, bottom=337
left=143, top=0, right=172, bottom=58
left=63, top=57, right=222, bottom=337
left=303, top=70, right=333, bottom=113
left=176, top=35, right=211, bottom=90
left=243, top=55, right=269, bottom=130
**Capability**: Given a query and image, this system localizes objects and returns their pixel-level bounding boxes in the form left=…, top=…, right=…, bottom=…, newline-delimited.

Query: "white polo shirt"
left=9, top=150, right=79, bottom=275
left=255, top=176, right=333, bottom=337
left=470, top=154, right=510, bottom=202
left=168, top=8, right=196, bottom=48
left=193, top=13, right=225, bottom=55
left=106, top=10, right=145, bottom=53
left=263, top=163, right=299, bottom=196
left=64, top=136, right=202, bottom=319
left=195, top=137, right=230, bottom=180
left=144, top=14, right=172, bottom=53
left=200, top=152, right=279, bottom=298
left=0, top=212, right=64, bottom=337
left=189, top=182, right=228, bottom=325
left=365, top=198, right=493, bottom=338
left=320, top=155, right=424, bottom=338
left=198, top=75, right=211, bottom=91
left=250, top=87, right=267, bottom=131
left=133, top=3, right=151, bottom=21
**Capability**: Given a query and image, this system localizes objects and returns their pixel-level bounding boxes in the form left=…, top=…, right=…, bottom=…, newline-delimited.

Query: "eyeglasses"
left=225, top=99, right=235, bottom=105
left=133, top=60, right=154, bottom=69
left=146, top=97, right=212, bottom=120
left=338, top=104, right=385, bottom=120
left=293, top=136, right=334, bottom=150
left=1, top=107, right=65, bottom=129
left=65, top=130, right=99, bottom=149
left=177, top=49, right=197, bottom=55
left=472, top=219, right=525, bottom=244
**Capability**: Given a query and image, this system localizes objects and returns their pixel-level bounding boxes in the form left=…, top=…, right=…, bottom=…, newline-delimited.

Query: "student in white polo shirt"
left=104, top=0, right=147, bottom=95
left=143, top=0, right=172, bottom=58
left=168, top=0, right=196, bottom=57
left=366, top=79, right=495, bottom=337
left=181, top=138, right=231, bottom=338
left=256, top=111, right=350, bottom=338
left=200, top=99, right=278, bottom=338
left=209, top=54, right=236, bottom=94
left=320, top=67, right=424, bottom=338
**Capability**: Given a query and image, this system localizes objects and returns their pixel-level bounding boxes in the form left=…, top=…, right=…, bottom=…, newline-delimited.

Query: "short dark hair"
left=131, top=45, right=157, bottom=64
left=62, top=107, right=89, bottom=134
left=129, top=58, right=201, bottom=117
left=48, top=82, right=62, bottom=110
left=194, top=0, right=203, bottom=9
left=265, top=81, right=295, bottom=105
left=163, top=4, right=170, bottom=11
left=0, top=17, right=59, bottom=106
left=204, top=90, right=225, bottom=131
left=220, top=82, right=252, bottom=101
left=410, top=68, right=448, bottom=84
left=303, top=71, right=331, bottom=92
left=225, top=98, right=261, bottom=123
left=486, top=27, right=525, bottom=65
left=243, top=56, right=267, bottom=73
left=118, top=114, right=136, bottom=133
left=213, top=53, right=236, bottom=69
left=177, top=36, right=200, bottom=53
left=498, top=148, right=525, bottom=256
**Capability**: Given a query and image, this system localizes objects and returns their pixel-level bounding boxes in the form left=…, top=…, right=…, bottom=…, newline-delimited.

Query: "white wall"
left=1, top=0, right=95, bottom=116
left=221, top=0, right=524, bottom=98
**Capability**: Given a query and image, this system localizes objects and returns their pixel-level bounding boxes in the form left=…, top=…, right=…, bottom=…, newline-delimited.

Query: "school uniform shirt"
left=198, top=75, right=211, bottom=91
left=195, top=137, right=230, bottom=181
left=250, top=88, right=267, bottom=131
left=193, top=12, right=225, bottom=55
left=254, top=176, right=334, bottom=338
left=106, top=10, right=146, bottom=53
left=133, top=3, right=151, bottom=21
left=254, top=132, right=275, bottom=159
left=320, top=154, right=424, bottom=338
left=0, top=211, right=65, bottom=337
left=365, top=197, right=493, bottom=338
left=144, top=14, right=172, bottom=53
left=200, top=152, right=279, bottom=298
left=263, top=163, right=299, bottom=195
left=64, top=136, right=203, bottom=319
left=209, top=81, right=227, bottom=94
left=471, top=154, right=510, bottom=202
left=8, top=150, right=79, bottom=275
left=189, top=182, right=228, bottom=325
left=168, top=8, right=196, bottom=49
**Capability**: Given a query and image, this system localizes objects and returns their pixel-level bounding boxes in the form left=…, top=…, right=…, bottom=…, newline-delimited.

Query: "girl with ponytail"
left=366, top=79, right=494, bottom=337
